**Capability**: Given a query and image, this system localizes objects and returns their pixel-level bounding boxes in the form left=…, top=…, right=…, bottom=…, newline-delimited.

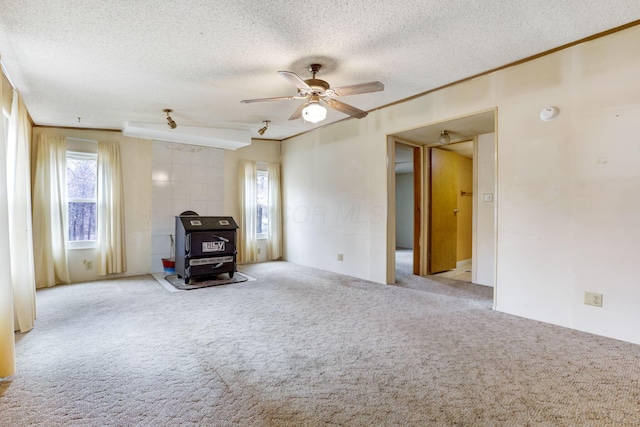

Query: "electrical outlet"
left=337, top=253, right=344, bottom=262
left=584, top=291, right=603, bottom=307
left=257, top=248, right=261, bottom=255
left=83, top=260, right=93, bottom=270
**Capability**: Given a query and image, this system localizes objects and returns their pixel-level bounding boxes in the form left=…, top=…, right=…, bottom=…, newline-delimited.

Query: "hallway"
left=395, top=248, right=472, bottom=283
left=393, top=249, right=490, bottom=302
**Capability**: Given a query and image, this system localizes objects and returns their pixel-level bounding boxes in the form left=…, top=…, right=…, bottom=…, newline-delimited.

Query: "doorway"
left=394, top=141, right=422, bottom=276
left=387, top=109, right=497, bottom=289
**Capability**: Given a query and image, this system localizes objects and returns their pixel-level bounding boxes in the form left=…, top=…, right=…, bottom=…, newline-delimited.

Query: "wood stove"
left=175, top=215, right=239, bottom=284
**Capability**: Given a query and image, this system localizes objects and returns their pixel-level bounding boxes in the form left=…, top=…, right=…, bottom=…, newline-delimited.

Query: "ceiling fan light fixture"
left=302, top=102, right=327, bottom=123
left=437, top=130, right=451, bottom=145
left=241, top=65, right=383, bottom=122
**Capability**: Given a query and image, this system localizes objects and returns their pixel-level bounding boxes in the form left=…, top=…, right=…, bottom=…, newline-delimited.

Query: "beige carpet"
left=1, top=261, right=639, bottom=426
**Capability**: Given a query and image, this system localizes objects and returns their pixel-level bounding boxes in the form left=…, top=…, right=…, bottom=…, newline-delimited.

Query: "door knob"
left=453, top=209, right=459, bottom=215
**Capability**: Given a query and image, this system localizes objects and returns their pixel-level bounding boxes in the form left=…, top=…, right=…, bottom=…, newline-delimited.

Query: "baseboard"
left=456, top=259, right=472, bottom=269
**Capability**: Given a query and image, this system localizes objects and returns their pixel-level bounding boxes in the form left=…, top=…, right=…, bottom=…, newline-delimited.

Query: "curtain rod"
left=0, top=55, right=17, bottom=91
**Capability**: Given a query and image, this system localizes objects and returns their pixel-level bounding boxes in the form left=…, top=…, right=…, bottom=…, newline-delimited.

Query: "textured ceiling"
left=0, top=1, right=638, bottom=141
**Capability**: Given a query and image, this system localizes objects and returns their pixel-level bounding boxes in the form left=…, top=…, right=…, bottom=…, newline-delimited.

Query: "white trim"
left=68, top=240, right=97, bottom=250
left=67, top=150, right=97, bottom=160
left=123, top=122, right=251, bottom=150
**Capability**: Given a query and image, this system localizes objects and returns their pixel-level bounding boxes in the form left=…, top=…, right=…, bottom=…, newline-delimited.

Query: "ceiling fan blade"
left=288, top=103, right=306, bottom=121
left=330, top=81, right=384, bottom=97
left=323, top=98, right=368, bottom=119
left=241, top=95, right=303, bottom=103
left=278, top=71, right=311, bottom=90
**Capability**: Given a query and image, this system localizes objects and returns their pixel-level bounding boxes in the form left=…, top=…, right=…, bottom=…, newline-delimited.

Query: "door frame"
left=386, top=109, right=497, bottom=299
left=412, top=143, right=423, bottom=275
left=386, top=138, right=425, bottom=283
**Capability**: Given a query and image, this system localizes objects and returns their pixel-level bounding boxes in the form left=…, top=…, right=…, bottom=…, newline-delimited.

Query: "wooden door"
left=429, top=148, right=458, bottom=273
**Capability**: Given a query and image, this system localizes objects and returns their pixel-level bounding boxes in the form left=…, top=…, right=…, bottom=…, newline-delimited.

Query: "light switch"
left=483, top=193, right=493, bottom=202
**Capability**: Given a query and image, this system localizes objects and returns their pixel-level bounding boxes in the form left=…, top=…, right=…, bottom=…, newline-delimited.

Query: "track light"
left=258, top=120, right=271, bottom=136
left=164, top=109, right=177, bottom=129
left=437, top=130, right=451, bottom=145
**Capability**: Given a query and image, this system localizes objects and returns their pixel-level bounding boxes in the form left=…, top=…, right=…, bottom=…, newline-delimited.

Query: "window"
left=67, top=151, right=97, bottom=246
left=256, top=166, right=269, bottom=239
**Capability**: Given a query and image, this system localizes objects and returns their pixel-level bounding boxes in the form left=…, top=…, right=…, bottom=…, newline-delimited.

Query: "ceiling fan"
left=240, top=64, right=384, bottom=123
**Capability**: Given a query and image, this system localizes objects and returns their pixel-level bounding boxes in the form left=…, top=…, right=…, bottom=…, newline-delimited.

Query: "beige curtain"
left=238, top=159, right=257, bottom=263
left=267, top=163, right=282, bottom=260
left=0, top=68, right=15, bottom=376
left=95, top=141, right=126, bottom=275
left=7, top=90, right=36, bottom=332
left=32, top=134, right=71, bottom=288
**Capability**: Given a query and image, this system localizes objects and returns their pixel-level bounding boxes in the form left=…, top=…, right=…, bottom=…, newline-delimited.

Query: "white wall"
left=150, top=139, right=282, bottom=271
left=28, top=131, right=280, bottom=279
left=395, top=173, right=414, bottom=249
left=473, top=133, right=495, bottom=287
left=495, top=29, right=640, bottom=343
left=282, top=25, right=640, bottom=344
left=282, top=121, right=388, bottom=281
left=150, top=141, right=225, bottom=273
left=32, top=128, right=153, bottom=282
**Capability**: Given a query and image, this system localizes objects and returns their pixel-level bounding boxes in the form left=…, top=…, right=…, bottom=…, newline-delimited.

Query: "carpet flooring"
left=1, top=261, right=639, bottom=426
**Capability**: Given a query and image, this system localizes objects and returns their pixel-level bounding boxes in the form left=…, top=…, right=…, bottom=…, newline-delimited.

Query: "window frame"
left=256, top=163, right=269, bottom=240
left=66, top=150, right=98, bottom=250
